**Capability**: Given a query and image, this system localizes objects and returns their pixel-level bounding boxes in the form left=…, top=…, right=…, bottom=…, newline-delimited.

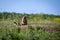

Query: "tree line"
left=0, top=12, right=60, bottom=20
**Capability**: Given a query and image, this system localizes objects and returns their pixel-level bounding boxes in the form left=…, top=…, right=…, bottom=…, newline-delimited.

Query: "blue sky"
left=0, top=0, right=60, bottom=15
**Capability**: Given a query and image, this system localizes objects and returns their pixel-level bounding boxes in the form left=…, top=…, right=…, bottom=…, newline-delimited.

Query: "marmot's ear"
left=14, top=22, right=17, bottom=25
left=21, top=16, right=27, bottom=25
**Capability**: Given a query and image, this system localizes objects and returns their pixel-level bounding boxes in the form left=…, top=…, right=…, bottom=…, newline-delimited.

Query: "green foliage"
left=0, top=12, right=60, bottom=20
left=0, top=12, right=60, bottom=25
left=0, top=12, right=60, bottom=40
left=0, top=26, right=60, bottom=40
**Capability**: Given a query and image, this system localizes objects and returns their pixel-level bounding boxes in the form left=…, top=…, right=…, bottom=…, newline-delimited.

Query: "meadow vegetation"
left=0, top=12, right=60, bottom=40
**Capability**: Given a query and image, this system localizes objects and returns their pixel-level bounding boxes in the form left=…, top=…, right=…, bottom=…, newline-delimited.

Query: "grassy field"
left=0, top=12, right=60, bottom=40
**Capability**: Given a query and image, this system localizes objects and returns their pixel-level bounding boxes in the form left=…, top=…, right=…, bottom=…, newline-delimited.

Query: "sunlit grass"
left=0, top=26, right=60, bottom=40
left=0, top=13, right=60, bottom=40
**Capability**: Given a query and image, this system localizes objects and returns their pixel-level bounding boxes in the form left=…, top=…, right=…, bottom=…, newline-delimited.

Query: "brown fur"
left=13, top=16, right=27, bottom=26
left=22, top=16, right=27, bottom=25
left=14, top=22, right=21, bottom=26
left=14, top=22, right=17, bottom=25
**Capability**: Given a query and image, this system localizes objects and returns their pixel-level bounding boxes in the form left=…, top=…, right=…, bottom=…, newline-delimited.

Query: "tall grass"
left=0, top=12, right=60, bottom=40
left=0, top=26, right=60, bottom=40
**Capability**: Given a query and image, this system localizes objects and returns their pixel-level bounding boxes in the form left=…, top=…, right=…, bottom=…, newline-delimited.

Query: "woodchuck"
left=21, top=16, right=27, bottom=25
left=14, top=16, right=27, bottom=26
